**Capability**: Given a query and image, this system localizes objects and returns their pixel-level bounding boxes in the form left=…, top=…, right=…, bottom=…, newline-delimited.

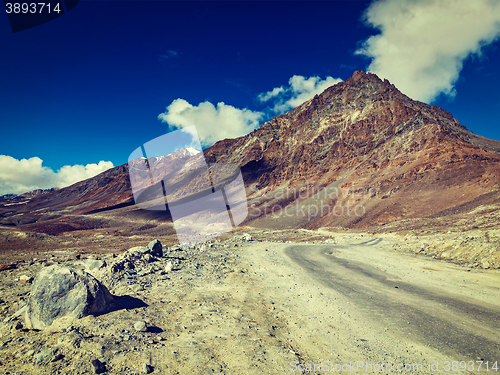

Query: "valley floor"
left=0, top=228, right=499, bottom=374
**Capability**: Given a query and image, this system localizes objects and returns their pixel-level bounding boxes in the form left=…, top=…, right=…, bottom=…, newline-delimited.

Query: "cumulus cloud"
left=258, top=75, right=342, bottom=114
left=158, top=99, right=264, bottom=147
left=157, top=75, right=341, bottom=146
left=0, top=155, right=114, bottom=195
left=356, top=0, right=500, bottom=103
left=56, top=161, right=114, bottom=188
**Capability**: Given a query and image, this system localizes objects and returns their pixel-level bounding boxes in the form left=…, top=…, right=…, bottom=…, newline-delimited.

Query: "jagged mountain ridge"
left=204, top=70, right=500, bottom=228
left=206, top=71, right=499, bottom=187
left=0, top=148, right=204, bottom=228
left=2, top=71, right=500, bottom=231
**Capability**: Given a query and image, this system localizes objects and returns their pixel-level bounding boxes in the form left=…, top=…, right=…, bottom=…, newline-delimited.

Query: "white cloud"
left=158, top=99, right=264, bottom=147
left=357, top=0, right=500, bottom=103
left=258, top=75, right=342, bottom=114
left=56, top=161, right=114, bottom=188
left=157, top=75, right=341, bottom=147
left=257, top=86, right=285, bottom=102
left=0, top=155, right=114, bottom=195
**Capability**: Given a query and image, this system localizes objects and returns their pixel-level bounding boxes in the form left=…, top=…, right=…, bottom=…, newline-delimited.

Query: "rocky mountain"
left=18, top=188, right=59, bottom=199
left=1, top=71, right=500, bottom=233
left=204, top=70, right=500, bottom=229
left=128, top=147, right=202, bottom=195
left=0, top=188, right=57, bottom=202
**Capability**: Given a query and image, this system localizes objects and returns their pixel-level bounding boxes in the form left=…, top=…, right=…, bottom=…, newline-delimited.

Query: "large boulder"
left=25, top=265, right=114, bottom=330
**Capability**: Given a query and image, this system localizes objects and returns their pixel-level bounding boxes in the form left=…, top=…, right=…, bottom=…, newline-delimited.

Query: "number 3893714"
left=5, top=3, right=62, bottom=14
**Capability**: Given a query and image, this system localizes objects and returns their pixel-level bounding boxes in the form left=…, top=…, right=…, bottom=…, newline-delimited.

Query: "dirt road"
left=1, top=230, right=499, bottom=374
left=241, top=234, right=500, bottom=373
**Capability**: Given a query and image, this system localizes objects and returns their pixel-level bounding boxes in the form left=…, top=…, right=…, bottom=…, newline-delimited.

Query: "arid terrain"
left=0, top=71, right=499, bottom=374
left=0, top=223, right=499, bottom=374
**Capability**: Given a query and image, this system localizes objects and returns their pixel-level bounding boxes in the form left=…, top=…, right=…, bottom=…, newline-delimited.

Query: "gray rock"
left=110, top=260, right=134, bottom=273
left=134, top=320, right=147, bottom=332
left=57, top=331, right=83, bottom=349
left=241, top=233, right=252, bottom=242
left=12, top=320, right=23, bottom=330
left=148, top=240, right=163, bottom=257
left=79, top=259, right=106, bottom=271
left=124, top=246, right=149, bottom=258
left=91, top=358, right=106, bottom=374
left=142, top=364, right=154, bottom=373
left=164, top=261, right=173, bottom=273
left=33, top=347, right=59, bottom=365
left=19, top=275, right=33, bottom=284
left=143, top=254, right=158, bottom=263
left=25, top=265, right=114, bottom=330
left=3, top=305, right=27, bottom=323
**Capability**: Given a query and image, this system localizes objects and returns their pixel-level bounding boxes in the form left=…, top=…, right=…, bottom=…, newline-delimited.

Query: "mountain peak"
left=171, top=147, right=200, bottom=157
left=345, top=70, right=384, bottom=85
left=203, top=68, right=500, bottom=229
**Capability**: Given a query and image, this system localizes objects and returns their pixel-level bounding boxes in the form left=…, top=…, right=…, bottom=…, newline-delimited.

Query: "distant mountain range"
left=2, top=71, right=499, bottom=233
left=0, top=188, right=58, bottom=202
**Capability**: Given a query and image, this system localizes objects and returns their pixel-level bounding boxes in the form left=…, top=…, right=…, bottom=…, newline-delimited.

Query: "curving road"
left=285, top=241, right=500, bottom=365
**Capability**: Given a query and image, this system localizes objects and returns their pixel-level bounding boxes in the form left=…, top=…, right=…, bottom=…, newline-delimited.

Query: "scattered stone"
left=58, top=331, right=83, bottom=349
left=125, top=246, right=149, bottom=258
left=241, top=233, right=252, bottom=242
left=3, top=305, right=27, bottom=323
left=142, top=363, right=154, bottom=373
left=148, top=240, right=163, bottom=257
left=33, top=347, right=60, bottom=365
left=79, top=259, right=106, bottom=271
left=25, top=265, right=114, bottom=330
left=164, top=262, right=173, bottom=273
left=134, top=320, right=147, bottom=332
left=19, top=275, right=33, bottom=284
left=481, top=260, right=490, bottom=269
left=91, top=358, right=107, bottom=374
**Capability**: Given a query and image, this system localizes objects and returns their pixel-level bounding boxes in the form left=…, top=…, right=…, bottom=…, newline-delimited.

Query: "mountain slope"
left=2, top=71, right=500, bottom=233
left=205, top=70, right=500, bottom=228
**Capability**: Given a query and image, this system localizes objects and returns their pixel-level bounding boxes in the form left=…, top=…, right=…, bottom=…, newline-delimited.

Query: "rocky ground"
left=0, top=227, right=498, bottom=374
left=0, top=229, right=324, bottom=375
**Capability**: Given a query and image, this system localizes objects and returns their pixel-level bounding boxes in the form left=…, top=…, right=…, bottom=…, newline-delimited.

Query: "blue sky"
left=1, top=0, right=500, bottom=194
